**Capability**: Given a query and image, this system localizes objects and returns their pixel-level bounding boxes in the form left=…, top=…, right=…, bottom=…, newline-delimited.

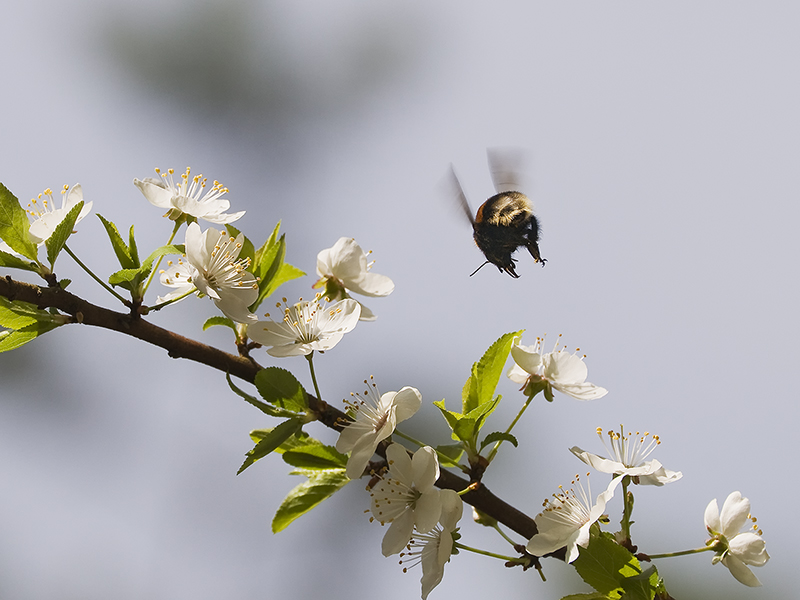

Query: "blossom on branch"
left=248, top=295, right=360, bottom=357
left=400, top=489, right=463, bottom=600
left=570, top=426, right=682, bottom=486
left=314, top=237, right=394, bottom=321
left=158, top=222, right=258, bottom=324
left=370, top=444, right=443, bottom=556
left=134, top=167, right=244, bottom=224
left=507, top=334, right=607, bottom=401
left=335, top=379, right=421, bottom=480
left=704, top=491, right=769, bottom=587
left=526, top=474, right=622, bottom=563
left=1, top=184, right=92, bottom=254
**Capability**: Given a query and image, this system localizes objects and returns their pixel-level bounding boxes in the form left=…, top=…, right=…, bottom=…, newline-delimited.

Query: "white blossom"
left=2, top=184, right=93, bottom=251
left=400, top=489, right=463, bottom=600
left=134, top=167, right=244, bottom=224
left=527, top=474, right=622, bottom=563
left=508, top=334, right=607, bottom=401
left=314, top=237, right=394, bottom=321
left=335, top=378, right=421, bottom=480
left=370, top=444, right=442, bottom=556
left=704, top=491, right=769, bottom=587
left=158, top=222, right=258, bottom=323
left=248, top=295, right=360, bottom=357
left=570, top=426, right=682, bottom=486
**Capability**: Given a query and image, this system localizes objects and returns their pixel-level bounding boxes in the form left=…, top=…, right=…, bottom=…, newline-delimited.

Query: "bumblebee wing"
left=487, top=147, right=526, bottom=194
left=445, top=164, right=475, bottom=225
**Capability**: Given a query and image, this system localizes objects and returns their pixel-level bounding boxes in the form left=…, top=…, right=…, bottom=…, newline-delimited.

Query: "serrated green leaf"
left=237, top=418, right=303, bottom=475
left=128, top=225, right=140, bottom=265
left=0, top=249, right=37, bottom=271
left=203, top=316, right=236, bottom=332
left=139, top=244, right=185, bottom=273
left=463, top=330, right=523, bottom=413
left=45, top=200, right=83, bottom=267
left=435, top=443, right=465, bottom=466
left=251, top=224, right=305, bottom=308
left=272, top=469, right=349, bottom=533
left=108, top=268, right=144, bottom=290
left=480, top=431, right=518, bottom=452
left=97, top=214, right=137, bottom=269
left=573, top=532, right=642, bottom=597
left=0, top=184, right=38, bottom=261
left=225, top=372, right=296, bottom=418
left=0, top=296, right=43, bottom=329
left=255, top=367, right=308, bottom=411
left=619, top=565, right=659, bottom=600
left=282, top=443, right=348, bottom=470
left=250, top=428, right=314, bottom=453
left=0, top=320, right=60, bottom=352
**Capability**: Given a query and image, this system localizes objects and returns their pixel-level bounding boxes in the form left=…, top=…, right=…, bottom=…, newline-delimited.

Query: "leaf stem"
left=63, top=244, right=130, bottom=306
left=454, top=542, right=521, bottom=564
left=485, top=392, right=535, bottom=463
left=646, top=546, right=714, bottom=560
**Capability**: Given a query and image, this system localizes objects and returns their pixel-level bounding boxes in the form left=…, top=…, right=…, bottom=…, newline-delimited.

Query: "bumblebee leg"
left=526, top=240, right=546, bottom=267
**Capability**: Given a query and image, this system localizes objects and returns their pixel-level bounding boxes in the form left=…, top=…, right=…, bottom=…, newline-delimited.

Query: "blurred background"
left=1, top=1, right=796, bottom=598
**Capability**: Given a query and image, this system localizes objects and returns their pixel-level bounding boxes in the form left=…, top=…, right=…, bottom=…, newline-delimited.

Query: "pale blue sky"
left=1, top=1, right=796, bottom=598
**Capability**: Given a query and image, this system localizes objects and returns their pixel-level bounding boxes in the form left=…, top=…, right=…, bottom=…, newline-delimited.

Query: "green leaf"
left=479, top=431, right=518, bottom=452
left=282, top=443, right=348, bottom=470
left=128, top=225, right=140, bottom=265
left=0, top=249, right=37, bottom=271
left=0, top=296, right=43, bottom=329
left=462, top=330, right=523, bottom=413
left=0, top=321, right=60, bottom=352
left=255, top=367, right=308, bottom=411
left=558, top=594, right=611, bottom=600
left=225, top=372, right=296, bottom=418
left=237, top=418, right=303, bottom=475
left=272, top=468, right=350, bottom=533
left=0, top=183, right=38, bottom=260
left=619, top=565, right=660, bottom=600
left=108, top=268, right=145, bottom=291
left=251, top=223, right=305, bottom=309
left=45, top=200, right=83, bottom=267
left=573, top=532, right=643, bottom=598
left=97, top=214, right=137, bottom=269
left=139, top=244, right=185, bottom=273
left=250, top=428, right=313, bottom=452
left=433, top=396, right=501, bottom=445
left=203, top=316, right=236, bottom=333
left=435, top=443, right=465, bottom=466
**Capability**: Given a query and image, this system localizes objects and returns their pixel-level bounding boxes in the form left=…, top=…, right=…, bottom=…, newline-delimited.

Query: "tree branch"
left=0, top=275, right=539, bottom=542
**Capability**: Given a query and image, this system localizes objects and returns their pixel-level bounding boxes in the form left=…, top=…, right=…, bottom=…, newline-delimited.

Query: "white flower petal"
left=411, top=446, right=440, bottom=492
left=721, top=554, right=762, bottom=587
left=381, top=510, right=415, bottom=556
left=719, top=491, right=750, bottom=538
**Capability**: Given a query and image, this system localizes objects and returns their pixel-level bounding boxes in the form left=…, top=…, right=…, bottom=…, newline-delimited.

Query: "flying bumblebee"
left=448, top=148, right=546, bottom=278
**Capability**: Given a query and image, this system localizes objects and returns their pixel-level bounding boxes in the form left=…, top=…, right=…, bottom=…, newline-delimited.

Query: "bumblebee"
left=448, top=148, right=546, bottom=278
